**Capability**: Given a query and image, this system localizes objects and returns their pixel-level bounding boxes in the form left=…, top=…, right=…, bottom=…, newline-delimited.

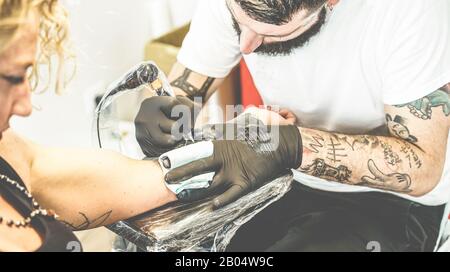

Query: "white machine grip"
left=158, top=141, right=215, bottom=196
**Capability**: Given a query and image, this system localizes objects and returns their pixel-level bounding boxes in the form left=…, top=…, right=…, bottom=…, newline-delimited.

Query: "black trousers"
left=227, top=182, right=445, bottom=252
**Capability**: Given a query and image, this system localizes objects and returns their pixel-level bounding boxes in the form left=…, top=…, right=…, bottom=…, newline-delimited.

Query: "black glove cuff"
left=277, top=125, right=303, bottom=170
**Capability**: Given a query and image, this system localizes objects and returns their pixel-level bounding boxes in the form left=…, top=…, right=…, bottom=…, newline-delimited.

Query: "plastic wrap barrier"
left=110, top=174, right=293, bottom=252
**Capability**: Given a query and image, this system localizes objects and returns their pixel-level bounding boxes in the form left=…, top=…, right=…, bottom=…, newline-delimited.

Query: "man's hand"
left=135, top=96, right=198, bottom=157
left=165, top=124, right=303, bottom=209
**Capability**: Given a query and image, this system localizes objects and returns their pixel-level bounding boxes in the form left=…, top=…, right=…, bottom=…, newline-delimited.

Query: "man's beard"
left=232, top=7, right=328, bottom=56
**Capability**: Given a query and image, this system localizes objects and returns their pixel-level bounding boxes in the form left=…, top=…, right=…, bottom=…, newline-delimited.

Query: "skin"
left=0, top=12, right=177, bottom=252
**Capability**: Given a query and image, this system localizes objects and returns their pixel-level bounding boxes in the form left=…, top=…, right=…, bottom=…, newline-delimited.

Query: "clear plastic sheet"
left=110, top=174, right=292, bottom=252
left=93, top=62, right=293, bottom=252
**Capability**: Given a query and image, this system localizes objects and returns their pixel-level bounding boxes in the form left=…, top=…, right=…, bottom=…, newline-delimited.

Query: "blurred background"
left=11, top=0, right=201, bottom=252
left=12, top=0, right=200, bottom=148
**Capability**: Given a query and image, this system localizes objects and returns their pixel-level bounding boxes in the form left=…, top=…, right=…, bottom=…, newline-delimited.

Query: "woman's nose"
left=239, top=27, right=263, bottom=55
left=11, top=80, right=32, bottom=117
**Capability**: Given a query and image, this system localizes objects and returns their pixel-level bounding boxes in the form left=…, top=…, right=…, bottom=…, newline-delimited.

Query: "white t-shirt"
left=178, top=0, right=450, bottom=206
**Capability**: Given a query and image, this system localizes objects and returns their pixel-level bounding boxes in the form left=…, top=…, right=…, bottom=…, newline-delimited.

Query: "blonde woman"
left=0, top=0, right=179, bottom=252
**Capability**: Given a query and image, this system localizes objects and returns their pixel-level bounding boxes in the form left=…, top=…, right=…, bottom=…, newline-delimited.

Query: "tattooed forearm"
left=61, top=210, right=112, bottom=231
left=298, top=126, right=433, bottom=195
left=395, top=87, right=450, bottom=120
left=300, top=158, right=413, bottom=193
left=296, top=86, right=447, bottom=196
left=170, top=69, right=215, bottom=100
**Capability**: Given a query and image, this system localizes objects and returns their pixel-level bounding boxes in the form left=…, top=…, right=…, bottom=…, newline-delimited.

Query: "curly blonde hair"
left=0, top=0, right=72, bottom=94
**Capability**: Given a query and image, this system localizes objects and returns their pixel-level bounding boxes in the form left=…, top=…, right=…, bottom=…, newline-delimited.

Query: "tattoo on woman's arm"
left=61, top=210, right=112, bottom=231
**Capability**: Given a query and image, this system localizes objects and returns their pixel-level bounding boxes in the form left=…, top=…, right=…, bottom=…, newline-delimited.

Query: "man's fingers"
left=160, top=97, right=182, bottom=113
left=176, top=171, right=224, bottom=202
left=209, top=171, right=226, bottom=191
left=212, top=184, right=246, bottom=210
left=159, top=116, right=193, bottom=144
left=135, top=125, right=177, bottom=149
left=279, top=109, right=297, bottom=124
left=177, top=96, right=195, bottom=107
left=152, top=129, right=180, bottom=147
left=165, top=157, right=217, bottom=184
left=135, top=111, right=179, bottom=147
left=159, top=119, right=176, bottom=134
left=177, top=187, right=214, bottom=202
left=160, top=98, right=188, bottom=121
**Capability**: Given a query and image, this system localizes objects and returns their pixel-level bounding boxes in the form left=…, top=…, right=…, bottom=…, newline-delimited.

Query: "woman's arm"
left=28, top=143, right=177, bottom=231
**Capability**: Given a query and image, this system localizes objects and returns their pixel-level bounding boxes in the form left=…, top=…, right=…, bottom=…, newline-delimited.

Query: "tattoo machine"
left=94, top=61, right=194, bottom=149
left=96, top=61, right=174, bottom=111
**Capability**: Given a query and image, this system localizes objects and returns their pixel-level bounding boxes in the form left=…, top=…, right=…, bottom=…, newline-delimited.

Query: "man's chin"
left=254, top=47, right=296, bottom=57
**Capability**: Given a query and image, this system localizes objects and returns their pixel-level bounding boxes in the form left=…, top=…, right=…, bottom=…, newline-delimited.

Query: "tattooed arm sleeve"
left=297, top=85, right=450, bottom=196
left=29, top=145, right=177, bottom=231
left=168, top=62, right=224, bottom=101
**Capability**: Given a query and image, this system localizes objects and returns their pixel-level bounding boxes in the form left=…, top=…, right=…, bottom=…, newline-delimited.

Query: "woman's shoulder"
left=0, top=129, right=35, bottom=189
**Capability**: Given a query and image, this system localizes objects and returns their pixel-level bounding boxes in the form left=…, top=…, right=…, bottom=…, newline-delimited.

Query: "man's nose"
left=239, top=27, right=263, bottom=55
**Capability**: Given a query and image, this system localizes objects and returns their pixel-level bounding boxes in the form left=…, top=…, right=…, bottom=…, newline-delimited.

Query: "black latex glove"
left=135, top=95, right=198, bottom=158
left=165, top=124, right=303, bottom=209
